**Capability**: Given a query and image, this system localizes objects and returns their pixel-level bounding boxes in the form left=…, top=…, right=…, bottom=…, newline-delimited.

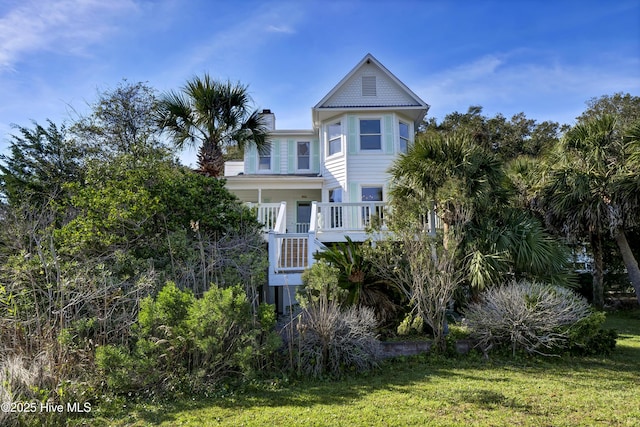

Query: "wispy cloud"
left=419, top=51, right=640, bottom=124
left=266, top=24, right=295, bottom=34
left=162, top=2, right=304, bottom=82
left=0, top=0, right=138, bottom=72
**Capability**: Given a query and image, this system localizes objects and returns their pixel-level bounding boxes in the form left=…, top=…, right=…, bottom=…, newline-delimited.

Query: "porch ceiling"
left=225, top=175, right=324, bottom=191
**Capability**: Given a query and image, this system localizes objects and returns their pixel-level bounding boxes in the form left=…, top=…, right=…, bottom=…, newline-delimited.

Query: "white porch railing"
left=247, top=202, right=285, bottom=232
left=261, top=200, right=442, bottom=288
left=271, top=233, right=309, bottom=272
left=314, top=202, right=387, bottom=232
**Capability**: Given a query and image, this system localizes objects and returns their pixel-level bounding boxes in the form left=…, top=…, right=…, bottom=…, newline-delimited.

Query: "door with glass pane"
left=361, top=186, right=383, bottom=227
left=296, top=202, right=311, bottom=233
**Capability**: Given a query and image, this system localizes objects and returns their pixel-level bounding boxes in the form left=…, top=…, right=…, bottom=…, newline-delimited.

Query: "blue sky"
left=1, top=0, right=638, bottom=166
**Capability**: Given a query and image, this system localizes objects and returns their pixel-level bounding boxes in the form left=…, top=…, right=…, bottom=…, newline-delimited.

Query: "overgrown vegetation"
left=67, top=310, right=640, bottom=427
left=0, top=75, right=638, bottom=426
left=287, top=262, right=382, bottom=378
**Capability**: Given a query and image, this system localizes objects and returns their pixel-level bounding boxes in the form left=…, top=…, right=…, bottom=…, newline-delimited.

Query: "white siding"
left=322, top=63, right=418, bottom=108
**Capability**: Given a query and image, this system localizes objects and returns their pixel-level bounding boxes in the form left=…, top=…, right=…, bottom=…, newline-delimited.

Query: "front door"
left=296, top=202, right=311, bottom=233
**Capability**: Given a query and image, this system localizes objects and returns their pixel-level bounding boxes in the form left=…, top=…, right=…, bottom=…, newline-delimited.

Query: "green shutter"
left=384, top=115, right=394, bottom=154
left=349, top=182, right=359, bottom=202
left=273, top=139, right=281, bottom=173
left=287, top=140, right=295, bottom=173
left=312, top=139, right=320, bottom=172
left=246, top=145, right=256, bottom=173
left=349, top=182, right=359, bottom=227
left=348, top=115, right=357, bottom=154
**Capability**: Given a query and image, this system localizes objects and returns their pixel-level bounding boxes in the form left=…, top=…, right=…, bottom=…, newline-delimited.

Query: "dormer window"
left=362, top=76, right=376, bottom=96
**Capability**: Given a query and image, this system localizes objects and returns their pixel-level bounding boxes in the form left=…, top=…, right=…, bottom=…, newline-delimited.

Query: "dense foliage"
left=0, top=75, right=636, bottom=426
left=0, top=81, right=272, bottom=425
left=95, top=282, right=280, bottom=395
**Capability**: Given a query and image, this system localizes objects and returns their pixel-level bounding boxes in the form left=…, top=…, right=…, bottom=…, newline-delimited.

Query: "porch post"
left=268, top=230, right=277, bottom=282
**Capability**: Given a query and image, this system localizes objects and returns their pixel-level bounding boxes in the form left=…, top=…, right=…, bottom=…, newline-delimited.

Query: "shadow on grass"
left=125, top=309, right=640, bottom=425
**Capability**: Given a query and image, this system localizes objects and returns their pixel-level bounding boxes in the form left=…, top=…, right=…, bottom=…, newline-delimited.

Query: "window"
left=399, top=121, right=410, bottom=153
left=258, top=144, right=271, bottom=170
left=297, top=141, right=310, bottom=170
left=329, top=188, right=342, bottom=203
left=361, top=186, right=383, bottom=202
left=360, top=119, right=381, bottom=150
left=328, top=122, right=341, bottom=156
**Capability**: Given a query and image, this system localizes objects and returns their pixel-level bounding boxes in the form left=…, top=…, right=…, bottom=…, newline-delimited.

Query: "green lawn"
left=86, top=309, right=640, bottom=426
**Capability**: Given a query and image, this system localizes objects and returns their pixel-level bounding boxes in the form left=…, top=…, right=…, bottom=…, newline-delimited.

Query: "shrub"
left=296, top=303, right=382, bottom=378
left=95, top=281, right=281, bottom=395
left=291, top=261, right=382, bottom=378
left=567, top=311, right=617, bottom=355
left=0, top=353, right=55, bottom=426
left=464, top=280, right=593, bottom=356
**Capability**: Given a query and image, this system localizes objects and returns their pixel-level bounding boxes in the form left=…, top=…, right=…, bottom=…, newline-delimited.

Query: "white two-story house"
left=224, top=54, right=434, bottom=312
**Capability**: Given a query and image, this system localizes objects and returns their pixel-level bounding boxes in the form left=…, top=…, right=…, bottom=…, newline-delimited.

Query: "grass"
left=78, top=309, right=640, bottom=426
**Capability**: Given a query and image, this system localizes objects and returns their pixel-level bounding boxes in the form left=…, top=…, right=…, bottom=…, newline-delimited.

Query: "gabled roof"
left=312, top=53, right=429, bottom=126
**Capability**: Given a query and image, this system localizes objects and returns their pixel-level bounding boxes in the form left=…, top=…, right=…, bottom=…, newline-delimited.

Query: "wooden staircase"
left=277, top=236, right=308, bottom=270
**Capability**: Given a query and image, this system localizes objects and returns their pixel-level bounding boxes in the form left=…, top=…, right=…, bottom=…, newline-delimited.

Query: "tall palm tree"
left=156, top=74, right=270, bottom=177
left=537, top=115, right=640, bottom=307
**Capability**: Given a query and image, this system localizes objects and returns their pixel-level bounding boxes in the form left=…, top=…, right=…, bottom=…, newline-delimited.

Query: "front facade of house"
left=224, top=54, right=434, bottom=312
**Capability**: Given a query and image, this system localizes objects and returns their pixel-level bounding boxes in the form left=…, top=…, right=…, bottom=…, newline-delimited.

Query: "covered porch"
left=256, top=201, right=441, bottom=289
left=225, top=175, right=323, bottom=234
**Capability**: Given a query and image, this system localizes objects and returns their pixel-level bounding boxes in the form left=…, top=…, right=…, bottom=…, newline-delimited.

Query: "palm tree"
left=388, top=130, right=572, bottom=294
left=537, top=115, right=640, bottom=307
left=156, top=74, right=269, bottom=177
left=388, top=130, right=505, bottom=250
left=314, top=237, right=402, bottom=328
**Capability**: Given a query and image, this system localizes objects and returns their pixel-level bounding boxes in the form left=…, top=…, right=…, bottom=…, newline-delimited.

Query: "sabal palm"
left=389, top=130, right=571, bottom=293
left=538, top=115, right=640, bottom=307
left=156, top=75, right=269, bottom=177
left=389, top=131, right=505, bottom=240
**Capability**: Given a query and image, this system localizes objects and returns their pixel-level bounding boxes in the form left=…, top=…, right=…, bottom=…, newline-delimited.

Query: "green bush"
left=567, top=311, right=617, bottom=355
left=95, top=281, right=281, bottom=395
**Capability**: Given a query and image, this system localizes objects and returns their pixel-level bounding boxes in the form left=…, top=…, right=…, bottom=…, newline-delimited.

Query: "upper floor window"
left=399, top=121, right=410, bottom=153
left=297, top=141, right=310, bottom=170
left=360, top=119, right=381, bottom=150
left=328, top=122, right=342, bottom=156
left=258, top=144, right=271, bottom=170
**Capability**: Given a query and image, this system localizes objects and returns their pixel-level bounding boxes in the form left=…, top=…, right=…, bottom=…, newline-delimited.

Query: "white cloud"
left=418, top=52, right=640, bottom=124
left=0, top=0, right=138, bottom=72
left=266, top=24, right=295, bottom=34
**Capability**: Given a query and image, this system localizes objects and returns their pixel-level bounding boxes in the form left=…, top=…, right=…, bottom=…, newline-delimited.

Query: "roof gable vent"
left=362, top=75, right=377, bottom=97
